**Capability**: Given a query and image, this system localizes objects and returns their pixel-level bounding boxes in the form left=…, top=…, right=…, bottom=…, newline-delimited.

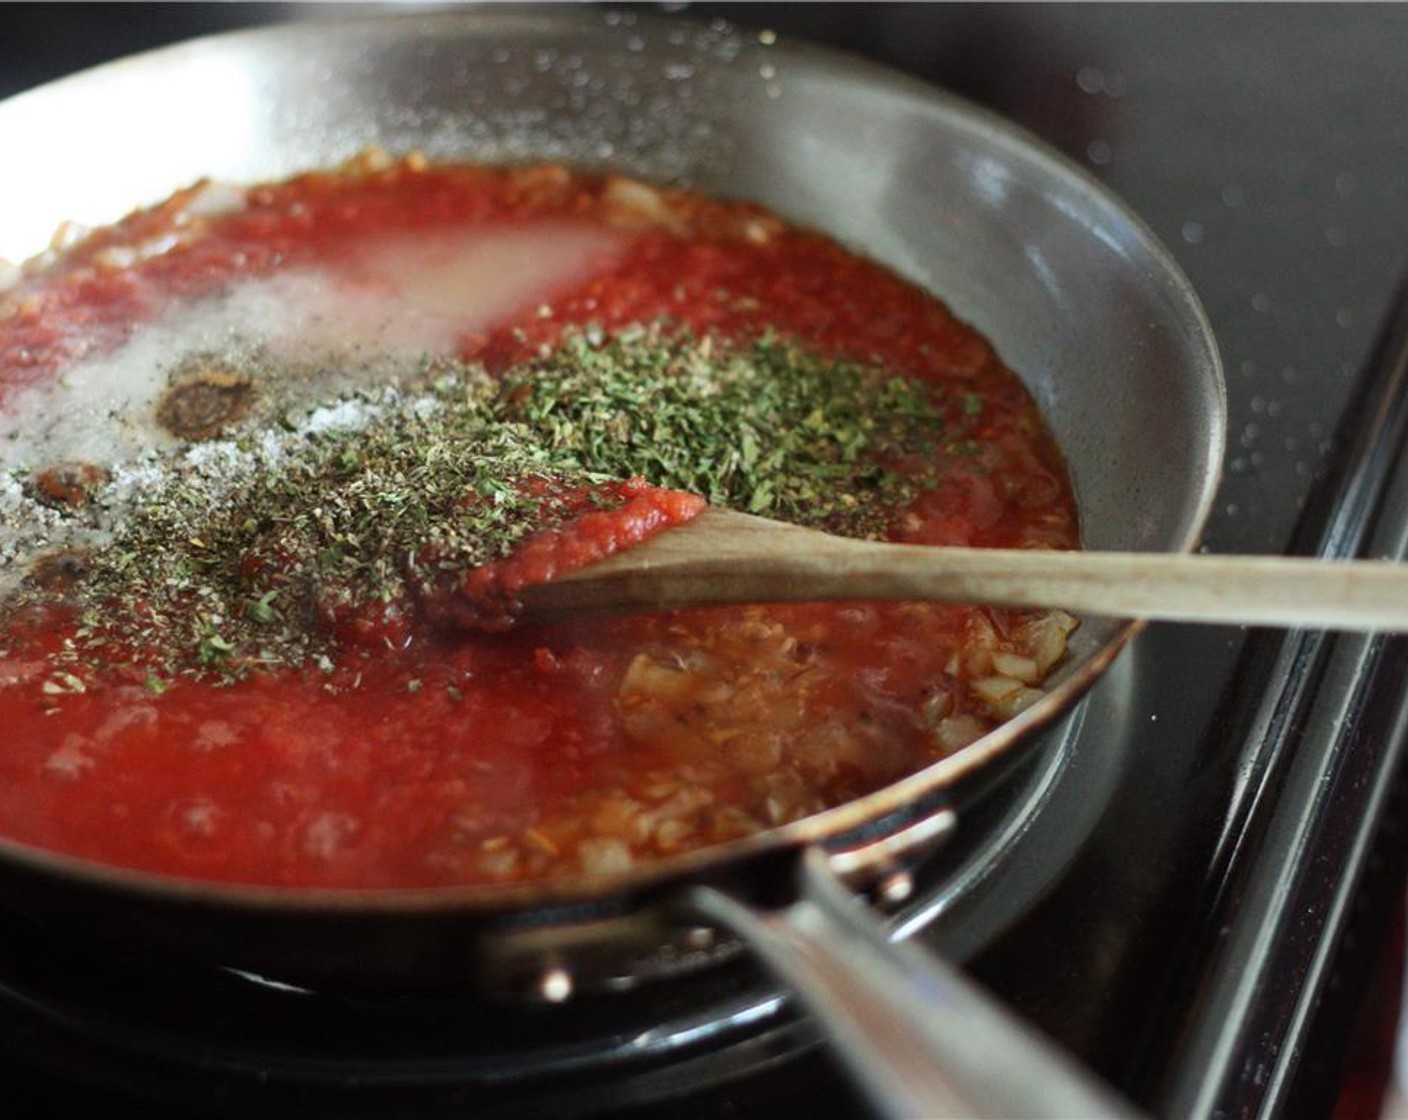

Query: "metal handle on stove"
left=688, top=845, right=1142, bottom=1119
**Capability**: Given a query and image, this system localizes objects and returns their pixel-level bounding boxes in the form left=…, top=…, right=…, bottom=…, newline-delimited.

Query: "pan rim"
left=0, top=5, right=1226, bottom=916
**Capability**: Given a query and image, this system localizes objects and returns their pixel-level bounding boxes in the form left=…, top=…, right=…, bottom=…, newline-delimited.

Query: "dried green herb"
left=26, top=326, right=944, bottom=682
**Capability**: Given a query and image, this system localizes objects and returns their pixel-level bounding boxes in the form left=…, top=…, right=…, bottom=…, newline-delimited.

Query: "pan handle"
left=685, top=845, right=1142, bottom=1119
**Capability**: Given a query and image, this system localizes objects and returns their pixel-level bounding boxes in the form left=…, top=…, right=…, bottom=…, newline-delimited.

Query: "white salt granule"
left=0, top=216, right=623, bottom=605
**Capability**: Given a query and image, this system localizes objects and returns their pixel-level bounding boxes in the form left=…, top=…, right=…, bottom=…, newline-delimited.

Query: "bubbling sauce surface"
left=0, top=156, right=1078, bottom=888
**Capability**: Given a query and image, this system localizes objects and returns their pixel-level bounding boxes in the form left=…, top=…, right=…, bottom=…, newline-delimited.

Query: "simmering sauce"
left=0, top=153, right=1078, bottom=888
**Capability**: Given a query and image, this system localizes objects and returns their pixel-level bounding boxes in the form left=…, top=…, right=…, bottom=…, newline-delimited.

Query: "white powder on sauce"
left=0, top=218, right=626, bottom=604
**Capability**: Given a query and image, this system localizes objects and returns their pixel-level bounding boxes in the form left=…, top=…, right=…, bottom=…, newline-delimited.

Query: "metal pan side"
left=0, top=8, right=1224, bottom=980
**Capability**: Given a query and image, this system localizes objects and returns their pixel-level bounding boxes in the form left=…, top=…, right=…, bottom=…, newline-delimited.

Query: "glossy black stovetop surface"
left=5, top=5, right=1408, bottom=1118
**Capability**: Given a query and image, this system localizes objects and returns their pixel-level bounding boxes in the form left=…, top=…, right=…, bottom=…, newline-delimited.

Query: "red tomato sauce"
left=434, top=479, right=709, bottom=633
left=0, top=157, right=1078, bottom=888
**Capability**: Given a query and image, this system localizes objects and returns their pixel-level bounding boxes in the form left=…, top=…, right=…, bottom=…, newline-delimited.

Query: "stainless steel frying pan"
left=0, top=9, right=1225, bottom=1117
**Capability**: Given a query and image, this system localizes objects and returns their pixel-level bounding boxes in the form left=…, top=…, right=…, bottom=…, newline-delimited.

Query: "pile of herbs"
left=22, top=325, right=947, bottom=682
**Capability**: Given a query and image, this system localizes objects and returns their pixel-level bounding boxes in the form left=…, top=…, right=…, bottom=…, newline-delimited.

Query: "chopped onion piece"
left=182, top=180, right=247, bottom=221
left=1023, top=609, right=1078, bottom=674
left=971, top=675, right=1026, bottom=705
left=991, top=651, right=1040, bottom=683
left=578, top=837, right=634, bottom=875
left=935, top=714, right=987, bottom=753
left=49, top=220, right=90, bottom=253
left=603, top=175, right=686, bottom=233
left=992, top=686, right=1047, bottom=720
left=922, top=690, right=954, bottom=727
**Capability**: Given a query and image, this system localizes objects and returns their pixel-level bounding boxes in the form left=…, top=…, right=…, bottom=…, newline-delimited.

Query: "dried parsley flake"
left=25, top=327, right=943, bottom=681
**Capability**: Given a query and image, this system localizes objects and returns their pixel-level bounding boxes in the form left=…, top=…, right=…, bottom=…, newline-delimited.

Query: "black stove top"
left=5, top=5, right=1408, bottom=1118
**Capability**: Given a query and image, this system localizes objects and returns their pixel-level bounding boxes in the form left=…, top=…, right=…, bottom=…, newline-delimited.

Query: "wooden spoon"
left=517, top=508, right=1408, bottom=632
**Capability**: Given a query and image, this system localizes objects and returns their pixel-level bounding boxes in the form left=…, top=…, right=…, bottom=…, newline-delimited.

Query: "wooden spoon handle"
left=774, top=546, right=1408, bottom=631
left=525, top=514, right=1408, bottom=632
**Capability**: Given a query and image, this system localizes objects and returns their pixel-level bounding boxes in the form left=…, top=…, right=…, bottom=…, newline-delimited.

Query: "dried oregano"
left=23, top=326, right=946, bottom=681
